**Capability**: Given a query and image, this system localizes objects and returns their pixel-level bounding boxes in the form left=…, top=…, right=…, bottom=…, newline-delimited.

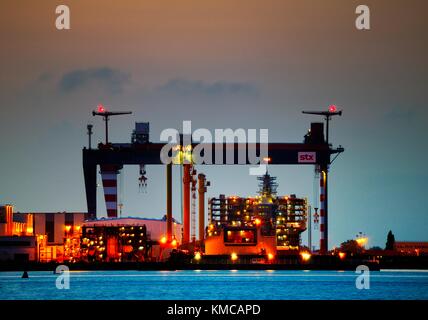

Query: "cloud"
left=155, top=78, right=259, bottom=98
left=58, top=67, right=130, bottom=94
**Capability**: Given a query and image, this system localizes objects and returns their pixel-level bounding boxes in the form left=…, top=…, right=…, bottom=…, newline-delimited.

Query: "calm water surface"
left=1, top=270, right=427, bottom=300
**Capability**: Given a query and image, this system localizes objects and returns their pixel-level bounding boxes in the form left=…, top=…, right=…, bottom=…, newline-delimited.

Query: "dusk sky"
left=0, top=0, right=427, bottom=248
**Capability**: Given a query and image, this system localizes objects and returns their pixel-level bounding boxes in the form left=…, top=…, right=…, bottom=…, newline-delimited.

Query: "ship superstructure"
left=205, top=172, right=307, bottom=257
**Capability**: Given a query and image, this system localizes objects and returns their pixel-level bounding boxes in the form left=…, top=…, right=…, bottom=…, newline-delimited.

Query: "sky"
left=0, top=0, right=427, bottom=248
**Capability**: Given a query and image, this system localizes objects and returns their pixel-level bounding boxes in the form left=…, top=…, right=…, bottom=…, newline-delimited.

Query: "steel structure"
left=207, top=192, right=307, bottom=250
left=302, top=106, right=343, bottom=253
left=83, top=119, right=343, bottom=253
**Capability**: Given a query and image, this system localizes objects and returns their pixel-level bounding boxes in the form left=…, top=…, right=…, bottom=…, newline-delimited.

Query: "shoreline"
left=1, top=259, right=428, bottom=272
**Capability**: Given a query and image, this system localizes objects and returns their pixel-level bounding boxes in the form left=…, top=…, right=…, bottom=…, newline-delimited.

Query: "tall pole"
left=87, top=124, right=93, bottom=149
left=104, top=116, right=109, bottom=144
left=325, top=168, right=328, bottom=252
left=191, top=168, right=197, bottom=244
left=319, top=167, right=328, bottom=254
left=166, top=163, right=172, bottom=242
left=308, top=205, right=312, bottom=252
left=183, top=164, right=191, bottom=244
left=325, top=116, right=330, bottom=145
left=180, top=164, right=183, bottom=240
left=325, top=114, right=332, bottom=252
left=198, top=174, right=206, bottom=242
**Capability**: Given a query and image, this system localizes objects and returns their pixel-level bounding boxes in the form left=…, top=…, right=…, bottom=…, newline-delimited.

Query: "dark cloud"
left=58, top=67, right=130, bottom=94
left=156, top=78, right=259, bottom=98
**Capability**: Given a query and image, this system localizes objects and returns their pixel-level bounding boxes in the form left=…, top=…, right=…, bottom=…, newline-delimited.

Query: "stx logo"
left=298, top=152, right=316, bottom=163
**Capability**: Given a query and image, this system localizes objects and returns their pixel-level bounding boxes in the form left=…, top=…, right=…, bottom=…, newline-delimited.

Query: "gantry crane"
left=84, top=107, right=344, bottom=253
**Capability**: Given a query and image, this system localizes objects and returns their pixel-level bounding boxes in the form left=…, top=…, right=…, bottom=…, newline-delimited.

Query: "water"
left=0, top=270, right=427, bottom=300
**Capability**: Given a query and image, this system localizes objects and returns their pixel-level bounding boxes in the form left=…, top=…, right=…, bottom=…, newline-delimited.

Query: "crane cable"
left=118, top=168, right=124, bottom=217
left=313, top=165, right=320, bottom=229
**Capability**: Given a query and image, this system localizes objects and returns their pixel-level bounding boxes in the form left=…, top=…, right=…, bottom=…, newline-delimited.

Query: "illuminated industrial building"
left=0, top=205, right=86, bottom=262
left=205, top=172, right=308, bottom=259
left=33, top=212, right=86, bottom=262
left=395, top=242, right=428, bottom=256
left=275, top=195, right=307, bottom=250
left=0, top=205, right=34, bottom=237
left=1, top=204, right=182, bottom=263
left=81, top=219, right=149, bottom=262
left=80, top=217, right=182, bottom=262
left=0, top=205, right=36, bottom=261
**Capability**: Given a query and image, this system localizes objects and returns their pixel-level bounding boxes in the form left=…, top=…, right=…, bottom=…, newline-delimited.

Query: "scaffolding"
left=207, top=173, right=307, bottom=250
left=191, top=167, right=197, bottom=243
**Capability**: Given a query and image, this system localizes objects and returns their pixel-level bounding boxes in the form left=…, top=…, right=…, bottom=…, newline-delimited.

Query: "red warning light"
left=328, top=105, right=337, bottom=113
left=97, top=104, right=105, bottom=113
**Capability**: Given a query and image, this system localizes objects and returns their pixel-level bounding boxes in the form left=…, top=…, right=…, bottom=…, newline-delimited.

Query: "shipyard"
left=1, top=1, right=428, bottom=310
left=1, top=106, right=427, bottom=272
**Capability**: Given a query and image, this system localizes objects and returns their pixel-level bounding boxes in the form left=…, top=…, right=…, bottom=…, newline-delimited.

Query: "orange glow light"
left=300, top=252, right=311, bottom=261
left=356, top=237, right=368, bottom=247
left=160, top=236, right=167, bottom=244
left=267, top=253, right=274, bottom=261
left=65, top=225, right=72, bottom=232
left=254, top=218, right=261, bottom=226
left=171, top=239, right=177, bottom=247
left=338, top=252, right=346, bottom=260
left=231, top=252, right=238, bottom=261
left=194, top=252, right=202, bottom=261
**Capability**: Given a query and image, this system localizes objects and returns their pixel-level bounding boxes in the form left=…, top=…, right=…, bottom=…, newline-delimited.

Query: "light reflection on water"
left=0, top=270, right=427, bottom=300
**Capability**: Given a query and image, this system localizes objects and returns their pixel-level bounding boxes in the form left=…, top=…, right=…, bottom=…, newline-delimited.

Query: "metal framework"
left=83, top=121, right=343, bottom=253
left=207, top=193, right=307, bottom=250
